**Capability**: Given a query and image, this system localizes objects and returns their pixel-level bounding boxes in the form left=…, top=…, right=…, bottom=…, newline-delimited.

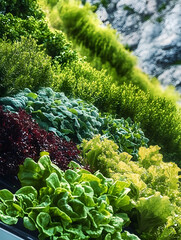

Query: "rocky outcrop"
left=89, top=0, right=181, bottom=92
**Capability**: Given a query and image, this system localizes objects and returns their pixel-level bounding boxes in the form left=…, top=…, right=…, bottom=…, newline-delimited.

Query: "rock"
left=96, top=6, right=108, bottom=22
left=159, top=66, right=181, bottom=92
left=89, top=0, right=181, bottom=92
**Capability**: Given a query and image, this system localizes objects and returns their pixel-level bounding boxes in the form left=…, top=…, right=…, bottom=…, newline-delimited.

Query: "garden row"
left=1, top=87, right=181, bottom=239
left=0, top=0, right=181, bottom=239
left=4, top=0, right=180, bottom=163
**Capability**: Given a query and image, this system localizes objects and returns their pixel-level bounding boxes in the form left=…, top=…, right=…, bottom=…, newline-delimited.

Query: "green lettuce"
left=0, top=155, right=140, bottom=239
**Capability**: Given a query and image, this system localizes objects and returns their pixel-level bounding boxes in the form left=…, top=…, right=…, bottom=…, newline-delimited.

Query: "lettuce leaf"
left=0, top=156, right=140, bottom=239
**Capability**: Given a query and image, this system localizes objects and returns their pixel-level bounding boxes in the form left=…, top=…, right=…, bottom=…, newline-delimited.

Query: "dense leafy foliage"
left=0, top=0, right=44, bottom=19
left=1, top=0, right=181, bottom=239
left=0, top=155, right=140, bottom=239
left=101, top=115, right=148, bottom=159
left=0, top=2, right=77, bottom=64
left=1, top=0, right=180, bottom=163
left=0, top=37, right=53, bottom=96
left=80, top=136, right=181, bottom=239
left=1, top=87, right=148, bottom=159
left=0, top=106, right=80, bottom=177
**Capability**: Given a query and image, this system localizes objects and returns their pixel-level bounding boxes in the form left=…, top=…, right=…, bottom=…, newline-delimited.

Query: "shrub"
left=0, top=37, right=53, bottom=96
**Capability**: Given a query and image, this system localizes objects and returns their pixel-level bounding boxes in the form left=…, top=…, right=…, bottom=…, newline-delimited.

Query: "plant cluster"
left=58, top=1, right=134, bottom=75
left=101, top=115, right=148, bottom=159
left=53, top=59, right=181, bottom=163
left=0, top=106, right=80, bottom=177
left=0, top=155, right=140, bottom=240
left=54, top=0, right=154, bottom=92
left=1, top=87, right=148, bottom=159
left=0, top=0, right=44, bottom=19
left=80, top=136, right=181, bottom=239
left=0, top=3, right=77, bottom=65
left=0, top=37, right=53, bottom=96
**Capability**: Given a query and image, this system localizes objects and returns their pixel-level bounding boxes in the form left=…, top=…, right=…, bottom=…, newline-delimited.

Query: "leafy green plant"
left=1, top=87, right=148, bottom=159
left=101, top=115, right=149, bottom=159
left=54, top=60, right=181, bottom=163
left=0, top=0, right=44, bottom=19
left=0, top=10, right=77, bottom=65
left=0, top=155, right=140, bottom=239
left=80, top=136, right=181, bottom=239
left=0, top=37, right=53, bottom=96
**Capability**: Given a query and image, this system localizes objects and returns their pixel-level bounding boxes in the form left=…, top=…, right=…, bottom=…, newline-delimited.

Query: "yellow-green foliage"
left=80, top=136, right=181, bottom=201
left=46, top=0, right=153, bottom=90
left=80, top=136, right=181, bottom=239
left=52, top=60, right=116, bottom=112
left=0, top=37, right=53, bottom=96
left=80, top=135, right=121, bottom=176
left=138, top=145, right=163, bottom=169
left=51, top=0, right=157, bottom=92
left=59, top=0, right=136, bottom=71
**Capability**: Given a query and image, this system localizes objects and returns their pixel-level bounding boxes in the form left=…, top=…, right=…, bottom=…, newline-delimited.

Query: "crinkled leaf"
left=46, top=173, right=61, bottom=189
left=26, top=92, right=38, bottom=99
left=49, top=207, right=72, bottom=223
left=0, top=212, right=18, bottom=225
left=0, top=189, right=14, bottom=202
left=23, top=216, right=36, bottom=231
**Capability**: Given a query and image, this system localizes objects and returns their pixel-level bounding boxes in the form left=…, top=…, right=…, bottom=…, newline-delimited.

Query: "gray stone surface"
left=89, top=0, right=181, bottom=92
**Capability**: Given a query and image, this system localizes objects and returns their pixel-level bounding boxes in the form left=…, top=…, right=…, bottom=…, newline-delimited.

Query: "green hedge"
left=49, top=0, right=154, bottom=92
